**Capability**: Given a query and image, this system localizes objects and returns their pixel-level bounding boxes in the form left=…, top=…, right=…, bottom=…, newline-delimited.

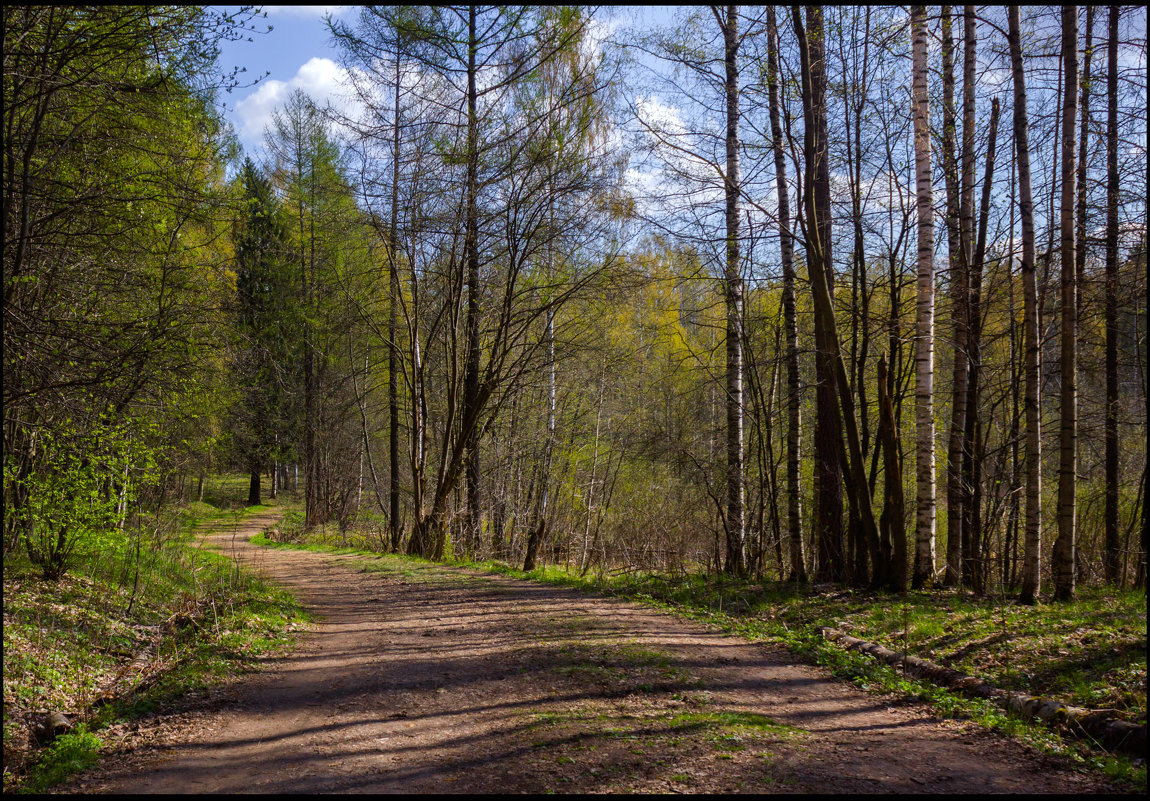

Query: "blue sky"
left=213, top=5, right=678, bottom=158
left=215, top=6, right=356, bottom=156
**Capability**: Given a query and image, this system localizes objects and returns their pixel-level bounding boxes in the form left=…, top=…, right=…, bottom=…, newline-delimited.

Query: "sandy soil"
left=65, top=511, right=1115, bottom=794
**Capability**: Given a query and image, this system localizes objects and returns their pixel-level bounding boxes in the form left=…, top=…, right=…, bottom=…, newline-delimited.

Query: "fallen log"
left=821, top=626, right=1146, bottom=757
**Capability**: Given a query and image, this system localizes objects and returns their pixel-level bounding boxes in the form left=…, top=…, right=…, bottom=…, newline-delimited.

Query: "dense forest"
left=4, top=4, right=1148, bottom=600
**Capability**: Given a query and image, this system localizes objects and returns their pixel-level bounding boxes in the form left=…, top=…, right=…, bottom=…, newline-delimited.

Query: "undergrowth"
left=2, top=477, right=307, bottom=793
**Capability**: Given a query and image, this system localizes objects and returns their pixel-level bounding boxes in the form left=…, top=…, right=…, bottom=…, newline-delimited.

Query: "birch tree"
left=719, top=4, right=746, bottom=576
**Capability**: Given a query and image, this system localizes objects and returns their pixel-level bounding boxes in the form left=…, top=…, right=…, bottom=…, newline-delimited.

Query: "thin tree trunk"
left=767, top=6, right=805, bottom=582
left=352, top=350, right=387, bottom=523
left=299, top=123, right=317, bottom=530
left=962, top=97, right=1000, bottom=595
left=1104, top=4, right=1121, bottom=585
left=525, top=190, right=558, bottom=572
left=389, top=37, right=403, bottom=551
left=1009, top=6, right=1043, bottom=605
left=1069, top=8, right=1095, bottom=590
left=1053, top=4, right=1080, bottom=602
left=580, top=381, right=605, bottom=575
left=764, top=341, right=784, bottom=579
left=1076, top=7, right=1094, bottom=326
left=911, top=4, right=936, bottom=589
left=844, top=7, right=872, bottom=583
left=464, top=3, right=482, bottom=555
left=1005, top=137, right=1020, bottom=590
left=722, top=4, right=746, bottom=576
left=945, top=6, right=974, bottom=587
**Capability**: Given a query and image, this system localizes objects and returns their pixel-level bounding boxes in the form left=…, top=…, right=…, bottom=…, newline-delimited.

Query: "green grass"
left=669, top=709, right=799, bottom=743
left=2, top=475, right=307, bottom=793
left=18, top=724, right=102, bottom=793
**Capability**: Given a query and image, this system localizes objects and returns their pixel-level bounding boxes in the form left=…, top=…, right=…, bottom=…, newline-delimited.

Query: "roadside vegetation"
left=255, top=522, right=1146, bottom=790
left=2, top=477, right=306, bottom=793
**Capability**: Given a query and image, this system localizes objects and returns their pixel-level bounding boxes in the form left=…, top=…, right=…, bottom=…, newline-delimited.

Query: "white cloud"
left=234, top=57, right=363, bottom=152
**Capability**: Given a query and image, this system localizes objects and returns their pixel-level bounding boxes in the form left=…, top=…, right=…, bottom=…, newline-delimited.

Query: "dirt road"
left=69, top=512, right=1113, bottom=793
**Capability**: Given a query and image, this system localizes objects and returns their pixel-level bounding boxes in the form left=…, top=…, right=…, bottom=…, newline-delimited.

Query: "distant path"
left=68, top=514, right=1113, bottom=794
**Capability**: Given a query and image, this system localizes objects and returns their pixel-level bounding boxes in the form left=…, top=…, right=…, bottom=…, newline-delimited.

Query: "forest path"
left=69, top=513, right=1111, bottom=794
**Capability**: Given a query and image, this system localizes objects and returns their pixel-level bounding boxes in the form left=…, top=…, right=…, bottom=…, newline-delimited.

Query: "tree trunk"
left=248, top=469, right=261, bottom=507
left=300, top=131, right=317, bottom=530
left=962, top=97, right=1000, bottom=595
left=1076, top=7, right=1094, bottom=326
left=877, top=354, right=906, bottom=592
left=722, top=4, right=746, bottom=576
left=944, top=6, right=974, bottom=587
left=766, top=6, right=805, bottom=583
left=796, top=5, right=844, bottom=584
left=1005, top=138, right=1020, bottom=590
left=1052, top=5, right=1079, bottom=603
left=911, top=4, right=936, bottom=589
left=1104, top=4, right=1120, bottom=585
left=463, top=3, right=482, bottom=555
left=844, top=7, right=873, bottom=587
left=389, top=37, right=403, bottom=552
left=797, top=5, right=880, bottom=586
left=939, top=6, right=961, bottom=584
left=1009, top=6, right=1043, bottom=606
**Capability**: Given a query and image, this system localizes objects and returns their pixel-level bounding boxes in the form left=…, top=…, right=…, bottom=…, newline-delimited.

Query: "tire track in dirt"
left=68, top=514, right=1114, bottom=794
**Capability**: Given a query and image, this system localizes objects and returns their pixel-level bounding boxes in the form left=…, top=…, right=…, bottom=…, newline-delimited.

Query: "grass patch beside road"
left=3, top=481, right=306, bottom=793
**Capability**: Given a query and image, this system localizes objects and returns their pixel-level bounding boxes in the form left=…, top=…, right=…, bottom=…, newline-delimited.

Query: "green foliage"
left=227, top=158, right=299, bottom=477
left=6, top=419, right=159, bottom=579
left=3, top=5, right=244, bottom=570
left=21, top=725, right=102, bottom=794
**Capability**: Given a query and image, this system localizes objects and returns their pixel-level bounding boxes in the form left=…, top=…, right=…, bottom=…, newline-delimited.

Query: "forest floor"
left=56, top=513, right=1124, bottom=794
